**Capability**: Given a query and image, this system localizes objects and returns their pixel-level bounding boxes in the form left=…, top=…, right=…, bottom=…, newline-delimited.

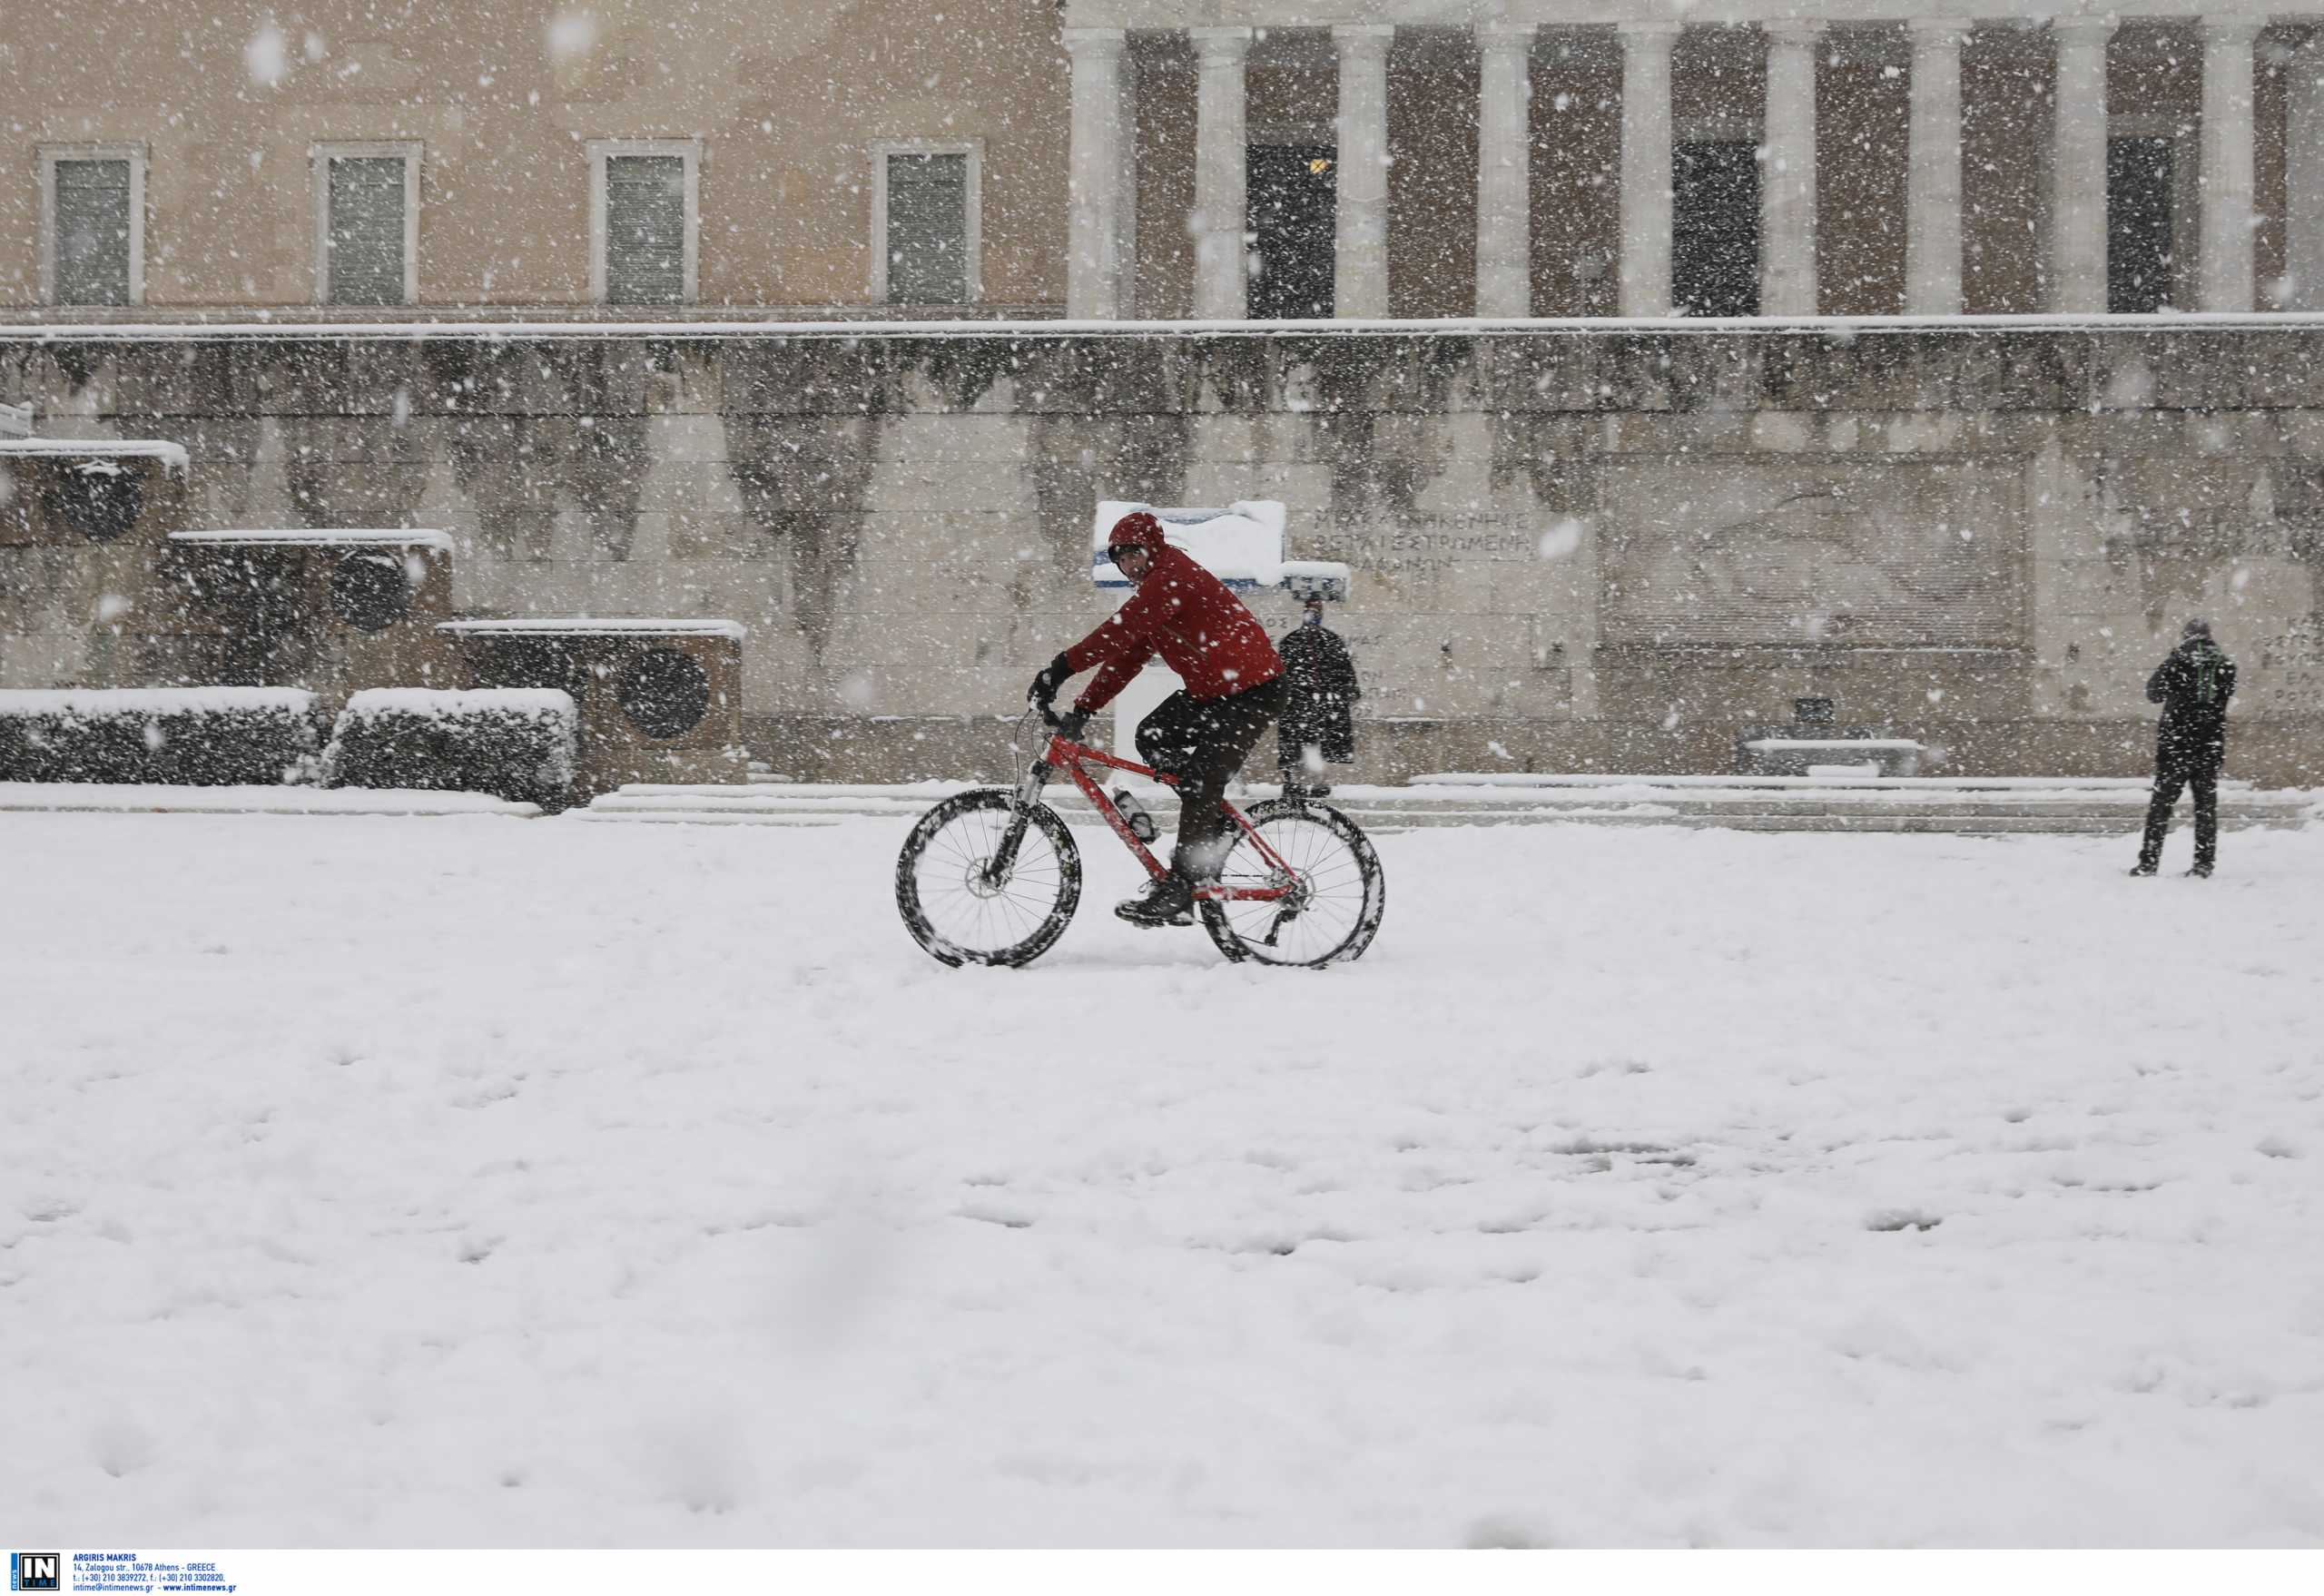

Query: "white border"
left=870, top=140, right=983, bottom=305
left=37, top=143, right=146, bottom=306
left=0, top=1550, right=2312, bottom=1596
left=310, top=142, right=422, bottom=307
left=586, top=139, right=701, bottom=306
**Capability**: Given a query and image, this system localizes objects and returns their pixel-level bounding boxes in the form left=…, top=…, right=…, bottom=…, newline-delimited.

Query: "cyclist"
left=1029, top=510, right=1286, bottom=927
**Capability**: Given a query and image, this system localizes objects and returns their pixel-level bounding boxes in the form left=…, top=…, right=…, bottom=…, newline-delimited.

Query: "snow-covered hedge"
left=0, top=687, right=324, bottom=785
left=321, top=688, right=578, bottom=809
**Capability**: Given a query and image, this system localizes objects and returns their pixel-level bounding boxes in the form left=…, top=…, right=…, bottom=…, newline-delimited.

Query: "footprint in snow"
left=1464, top=1513, right=1559, bottom=1549
left=1864, top=1207, right=1943, bottom=1232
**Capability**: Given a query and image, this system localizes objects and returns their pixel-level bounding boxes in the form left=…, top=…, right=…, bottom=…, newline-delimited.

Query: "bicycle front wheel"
left=1200, top=797, right=1385, bottom=968
left=896, top=789, right=1081, bottom=967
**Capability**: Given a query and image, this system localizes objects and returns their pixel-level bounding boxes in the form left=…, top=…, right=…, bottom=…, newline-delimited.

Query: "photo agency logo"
left=9, top=1553, right=60, bottom=1591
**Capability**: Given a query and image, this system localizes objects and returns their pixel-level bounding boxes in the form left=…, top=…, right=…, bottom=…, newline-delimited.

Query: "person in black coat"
left=1275, top=599, right=1361, bottom=797
left=2132, top=618, right=2238, bottom=878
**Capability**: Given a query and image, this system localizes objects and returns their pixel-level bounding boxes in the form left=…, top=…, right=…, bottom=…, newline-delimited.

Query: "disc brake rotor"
left=962, top=859, right=1009, bottom=899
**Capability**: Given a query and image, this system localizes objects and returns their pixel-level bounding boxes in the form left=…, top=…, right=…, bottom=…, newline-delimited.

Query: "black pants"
left=1136, top=678, right=1285, bottom=879
left=2139, top=758, right=2220, bottom=870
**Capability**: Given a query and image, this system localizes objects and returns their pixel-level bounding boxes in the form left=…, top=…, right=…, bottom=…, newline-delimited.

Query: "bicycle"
left=896, top=707, right=1386, bottom=969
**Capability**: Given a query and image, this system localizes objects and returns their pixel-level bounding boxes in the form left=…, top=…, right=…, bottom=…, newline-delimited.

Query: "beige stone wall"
left=0, top=0, right=1068, bottom=313
left=4, top=327, right=2320, bottom=788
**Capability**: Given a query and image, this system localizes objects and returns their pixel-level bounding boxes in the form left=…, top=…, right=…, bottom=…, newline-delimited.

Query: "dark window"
left=2108, top=136, right=2174, bottom=313
left=53, top=158, right=133, bottom=305
left=885, top=153, right=970, bottom=304
left=604, top=154, right=687, bottom=305
left=1246, top=144, right=1338, bottom=319
left=325, top=156, right=409, bottom=306
left=1672, top=141, right=1760, bottom=318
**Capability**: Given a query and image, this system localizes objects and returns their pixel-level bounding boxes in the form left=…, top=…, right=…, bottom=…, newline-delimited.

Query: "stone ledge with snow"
left=170, top=527, right=455, bottom=553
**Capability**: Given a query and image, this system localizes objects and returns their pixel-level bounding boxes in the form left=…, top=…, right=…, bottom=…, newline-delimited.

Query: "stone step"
left=601, top=783, right=2308, bottom=821
left=746, top=767, right=2272, bottom=795
left=1409, top=771, right=2262, bottom=793
left=584, top=783, right=2313, bottom=834
left=579, top=807, right=2277, bottom=835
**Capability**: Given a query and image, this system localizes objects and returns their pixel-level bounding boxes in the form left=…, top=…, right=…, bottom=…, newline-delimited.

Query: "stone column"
left=1761, top=21, right=1823, bottom=316
left=1620, top=22, right=1679, bottom=317
left=1117, top=44, right=1141, bottom=317
left=1191, top=26, right=1253, bottom=320
left=1905, top=19, right=1966, bottom=316
left=1064, top=27, right=1128, bottom=320
left=1476, top=23, right=1537, bottom=317
left=2289, top=36, right=2324, bottom=310
left=2199, top=17, right=2260, bottom=312
left=2050, top=18, right=2113, bottom=314
left=1334, top=25, right=1393, bottom=318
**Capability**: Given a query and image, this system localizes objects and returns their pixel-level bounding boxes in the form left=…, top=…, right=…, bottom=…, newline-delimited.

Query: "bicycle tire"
left=1199, top=797, right=1385, bottom=968
left=896, top=789, right=1081, bottom=968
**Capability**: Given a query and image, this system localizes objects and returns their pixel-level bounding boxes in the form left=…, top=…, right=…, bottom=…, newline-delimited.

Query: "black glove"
left=1028, top=652, right=1072, bottom=709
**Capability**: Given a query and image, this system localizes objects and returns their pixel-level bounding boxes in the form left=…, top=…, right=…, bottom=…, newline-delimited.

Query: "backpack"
left=2189, top=645, right=2223, bottom=707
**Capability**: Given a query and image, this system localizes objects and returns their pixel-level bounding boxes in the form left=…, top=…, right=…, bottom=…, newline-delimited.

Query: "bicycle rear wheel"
left=896, top=789, right=1081, bottom=967
left=1199, top=797, right=1385, bottom=968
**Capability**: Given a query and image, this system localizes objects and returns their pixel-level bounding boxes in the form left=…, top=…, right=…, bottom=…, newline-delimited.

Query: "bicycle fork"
left=981, top=758, right=1054, bottom=889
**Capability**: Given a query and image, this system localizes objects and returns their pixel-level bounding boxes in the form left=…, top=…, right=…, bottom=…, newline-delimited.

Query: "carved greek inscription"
left=2252, top=613, right=2324, bottom=715
left=1314, top=518, right=1539, bottom=579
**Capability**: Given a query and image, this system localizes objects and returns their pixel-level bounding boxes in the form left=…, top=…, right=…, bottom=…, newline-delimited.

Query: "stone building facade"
left=0, top=0, right=1068, bottom=317
left=3, top=3, right=2322, bottom=787
left=9, top=0, right=2324, bottom=323
left=1065, top=2, right=2324, bottom=321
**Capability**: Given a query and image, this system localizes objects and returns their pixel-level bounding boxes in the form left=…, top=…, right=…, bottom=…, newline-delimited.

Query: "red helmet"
left=1106, top=510, right=1167, bottom=561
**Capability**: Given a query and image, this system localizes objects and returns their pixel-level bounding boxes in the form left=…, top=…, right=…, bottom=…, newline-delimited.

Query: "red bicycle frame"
left=1039, top=731, right=1295, bottom=903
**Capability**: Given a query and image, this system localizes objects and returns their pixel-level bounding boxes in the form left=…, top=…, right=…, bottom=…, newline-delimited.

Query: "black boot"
left=1115, top=871, right=1194, bottom=928
left=2129, top=860, right=2159, bottom=877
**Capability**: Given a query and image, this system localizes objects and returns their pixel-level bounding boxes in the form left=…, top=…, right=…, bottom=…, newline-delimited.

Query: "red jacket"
left=1067, top=516, right=1285, bottom=712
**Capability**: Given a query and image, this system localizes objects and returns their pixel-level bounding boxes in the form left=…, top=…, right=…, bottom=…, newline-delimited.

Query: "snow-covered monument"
left=2, top=0, right=2320, bottom=785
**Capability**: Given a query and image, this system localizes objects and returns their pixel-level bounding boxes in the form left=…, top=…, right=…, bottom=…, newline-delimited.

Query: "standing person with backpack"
left=2132, top=618, right=2238, bottom=878
left=1275, top=593, right=1361, bottom=797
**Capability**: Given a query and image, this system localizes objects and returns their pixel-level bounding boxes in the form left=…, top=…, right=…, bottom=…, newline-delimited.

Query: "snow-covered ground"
left=5, top=812, right=2320, bottom=1548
